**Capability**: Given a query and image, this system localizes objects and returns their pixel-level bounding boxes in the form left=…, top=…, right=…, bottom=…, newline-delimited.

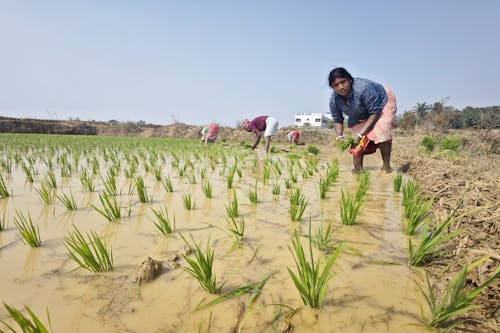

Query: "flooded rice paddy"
left=0, top=134, right=425, bottom=332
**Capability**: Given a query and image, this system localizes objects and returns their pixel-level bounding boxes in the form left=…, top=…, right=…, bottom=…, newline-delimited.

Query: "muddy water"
left=0, top=144, right=424, bottom=332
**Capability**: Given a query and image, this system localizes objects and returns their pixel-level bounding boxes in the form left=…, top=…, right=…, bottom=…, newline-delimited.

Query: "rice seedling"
left=403, top=195, right=433, bottom=235
left=45, top=171, right=57, bottom=189
left=152, top=165, right=162, bottom=181
left=21, top=161, right=35, bottom=183
left=0, top=173, right=10, bottom=198
left=162, top=175, right=174, bottom=193
left=318, top=176, right=331, bottom=199
left=35, top=182, right=53, bottom=205
left=13, top=211, right=41, bottom=248
left=56, top=191, right=78, bottom=211
left=91, top=192, right=122, bottom=222
left=288, top=168, right=298, bottom=183
left=64, top=226, right=113, bottom=272
left=199, top=167, right=207, bottom=180
left=287, top=224, right=343, bottom=308
left=284, top=178, right=292, bottom=189
left=181, top=235, right=224, bottom=294
left=271, top=182, right=281, bottom=195
left=1, top=157, right=12, bottom=173
left=408, top=202, right=472, bottom=266
left=393, top=172, right=403, bottom=192
left=244, top=183, right=259, bottom=204
left=0, top=302, right=52, bottom=333
left=150, top=205, right=175, bottom=235
left=80, top=169, right=95, bottom=192
left=201, top=181, right=213, bottom=198
left=289, top=187, right=308, bottom=221
left=355, top=172, right=371, bottom=201
left=90, top=155, right=100, bottom=175
left=417, top=257, right=500, bottom=331
left=307, top=145, right=320, bottom=155
left=262, top=165, right=270, bottom=184
left=314, top=220, right=334, bottom=252
left=236, top=167, right=242, bottom=178
left=188, top=173, right=196, bottom=184
left=225, top=191, right=239, bottom=218
left=225, top=216, right=245, bottom=246
left=182, top=193, right=195, bottom=210
left=135, top=176, right=150, bottom=203
left=226, top=166, right=236, bottom=189
left=0, top=211, right=8, bottom=231
left=402, top=180, right=419, bottom=207
left=340, top=188, right=363, bottom=226
left=101, top=171, right=117, bottom=196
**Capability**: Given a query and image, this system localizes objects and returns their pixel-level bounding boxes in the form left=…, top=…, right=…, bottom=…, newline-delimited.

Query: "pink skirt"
left=350, top=86, right=397, bottom=144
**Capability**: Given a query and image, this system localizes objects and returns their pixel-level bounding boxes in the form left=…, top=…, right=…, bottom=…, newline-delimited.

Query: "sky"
left=1, top=0, right=499, bottom=127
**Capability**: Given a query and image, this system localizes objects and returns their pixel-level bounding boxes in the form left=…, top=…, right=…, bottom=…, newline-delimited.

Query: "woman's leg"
left=353, top=154, right=363, bottom=171
left=264, top=136, right=271, bottom=153
left=379, top=141, right=392, bottom=172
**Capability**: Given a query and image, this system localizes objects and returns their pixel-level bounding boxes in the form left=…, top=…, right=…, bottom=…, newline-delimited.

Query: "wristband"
left=356, top=132, right=363, bottom=138
left=335, top=135, right=344, bottom=141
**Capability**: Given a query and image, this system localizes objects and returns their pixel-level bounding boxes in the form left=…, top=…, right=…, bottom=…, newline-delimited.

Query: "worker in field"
left=200, top=123, right=219, bottom=144
left=242, top=115, right=279, bottom=153
left=287, top=130, right=300, bottom=144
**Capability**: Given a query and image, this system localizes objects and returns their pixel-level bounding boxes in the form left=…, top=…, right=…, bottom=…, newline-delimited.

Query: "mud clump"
left=129, top=257, right=163, bottom=284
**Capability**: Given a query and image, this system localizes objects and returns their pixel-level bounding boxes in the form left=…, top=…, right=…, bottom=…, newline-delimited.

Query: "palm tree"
left=414, top=102, right=431, bottom=124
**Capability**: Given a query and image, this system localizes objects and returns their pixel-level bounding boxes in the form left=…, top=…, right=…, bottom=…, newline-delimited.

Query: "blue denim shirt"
left=329, top=78, right=387, bottom=127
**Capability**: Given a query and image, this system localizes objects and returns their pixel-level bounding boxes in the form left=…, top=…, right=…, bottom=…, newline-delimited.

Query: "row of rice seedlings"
left=181, top=235, right=224, bottom=294
left=402, top=180, right=419, bottom=207
left=289, top=187, right=308, bottom=221
left=340, top=188, right=363, bottom=226
left=417, top=257, right=500, bottom=330
left=13, top=211, right=41, bottom=248
left=80, top=169, right=95, bottom=192
left=403, top=193, right=433, bottom=236
left=35, top=182, right=53, bottom=205
left=64, top=226, right=113, bottom=272
left=182, top=193, right=195, bottom=210
left=124, top=159, right=138, bottom=178
left=91, top=192, right=122, bottom=222
left=287, top=225, right=343, bottom=308
left=1, top=156, right=13, bottom=173
left=0, top=302, right=52, bottom=333
left=226, top=164, right=236, bottom=189
left=55, top=191, right=78, bottom=211
left=355, top=172, right=371, bottom=201
left=21, top=161, right=36, bottom=183
left=135, top=176, right=151, bottom=203
left=318, top=176, right=332, bottom=199
left=226, top=216, right=245, bottom=247
left=408, top=198, right=469, bottom=266
left=150, top=205, right=175, bottom=235
left=101, top=170, right=117, bottom=196
left=393, top=172, right=403, bottom=192
left=162, top=175, right=174, bottom=193
left=225, top=191, right=239, bottom=218
left=244, top=183, right=259, bottom=204
left=201, top=181, right=212, bottom=198
left=0, top=173, right=10, bottom=198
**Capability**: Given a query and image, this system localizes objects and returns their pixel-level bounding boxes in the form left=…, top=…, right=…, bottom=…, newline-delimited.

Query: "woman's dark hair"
left=328, top=67, right=353, bottom=87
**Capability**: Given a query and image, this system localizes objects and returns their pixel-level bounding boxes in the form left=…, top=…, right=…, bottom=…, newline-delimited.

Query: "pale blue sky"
left=1, top=0, right=499, bottom=127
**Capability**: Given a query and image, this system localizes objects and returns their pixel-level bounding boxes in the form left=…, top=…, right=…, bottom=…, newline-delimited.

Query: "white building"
left=294, top=113, right=333, bottom=128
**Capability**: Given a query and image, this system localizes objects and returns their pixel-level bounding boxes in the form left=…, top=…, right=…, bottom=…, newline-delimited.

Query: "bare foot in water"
left=381, top=166, right=393, bottom=173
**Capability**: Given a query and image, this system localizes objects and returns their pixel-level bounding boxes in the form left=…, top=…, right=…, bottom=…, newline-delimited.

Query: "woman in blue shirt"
left=328, top=67, right=397, bottom=172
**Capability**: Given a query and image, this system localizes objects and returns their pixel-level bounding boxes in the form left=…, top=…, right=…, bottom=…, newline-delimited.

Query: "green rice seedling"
left=150, top=205, right=175, bottom=235
left=152, top=165, right=162, bottom=181
left=162, top=175, right=174, bottom=193
left=90, top=155, right=100, bottom=175
left=271, top=182, right=281, bottom=195
left=91, top=192, right=122, bottom=222
left=64, top=226, right=113, bottom=272
left=226, top=166, right=236, bottom=189
left=226, top=216, right=245, bottom=246
left=188, top=173, right=196, bottom=184
left=21, top=161, right=35, bottom=183
left=236, top=167, right=242, bottom=178
left=287, top=225, right=343, bottom=308
left=355, top=172, right=371, bottom=201
left=393, top=172, right=403, bottom=192
left=403, top=195, right=433, bottom=235
left=201, top=181, right=213, bottom=198
left=284, top=178, right=292, bottom=189
left=56, top=191, right=78, bottom=211
left=181, top=235, right=224, bottom=294
left=326, top=160, right=339, bottom=184
left=199, top=167, right=207, bottom=180
left=101, top=171, right=117, bottom=196
left=262, top=165, right=271, bottom=184
left=182, top=193, right=195, bottom=210
left=244, top=183, right=259, bottom=204
left=45, top=171, right=57, bottom=189
left=13, top=211, right=41, bottom=248
left=340, top=188, right=363, bottom=226
left=288, top=168, right=298, bottom=183
left=417, top=257, right=500, bottom=330
left=307, top=145, right=320, bottom=155
left=35, top=182, right=53, bottom=205
left=225, top=191, right=239, bottom=218
left=135, top=176, right=150, bottom=203
left=402, top=180, right=419, bottom=207
left=0, top=211, right=7, bottom=231
left=0, top=302, right=52, bottom=333
left=318, top=176, right=331, bottom=199
left=1, top=157, right=13, bottom=173
left=80, top=169, right=95, bottom=192
left=0, top=173, right=10, bottom=198
left=289, top=187, right=308, bottom=221
left=314, top=220, right=334, bottom=252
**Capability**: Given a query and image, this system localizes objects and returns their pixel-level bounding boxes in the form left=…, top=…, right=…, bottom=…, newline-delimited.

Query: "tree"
left=413, top=102, right=431, bottom=124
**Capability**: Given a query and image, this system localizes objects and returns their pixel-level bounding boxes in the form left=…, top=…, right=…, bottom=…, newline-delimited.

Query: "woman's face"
left=331, top=77, right=351, bottom=97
